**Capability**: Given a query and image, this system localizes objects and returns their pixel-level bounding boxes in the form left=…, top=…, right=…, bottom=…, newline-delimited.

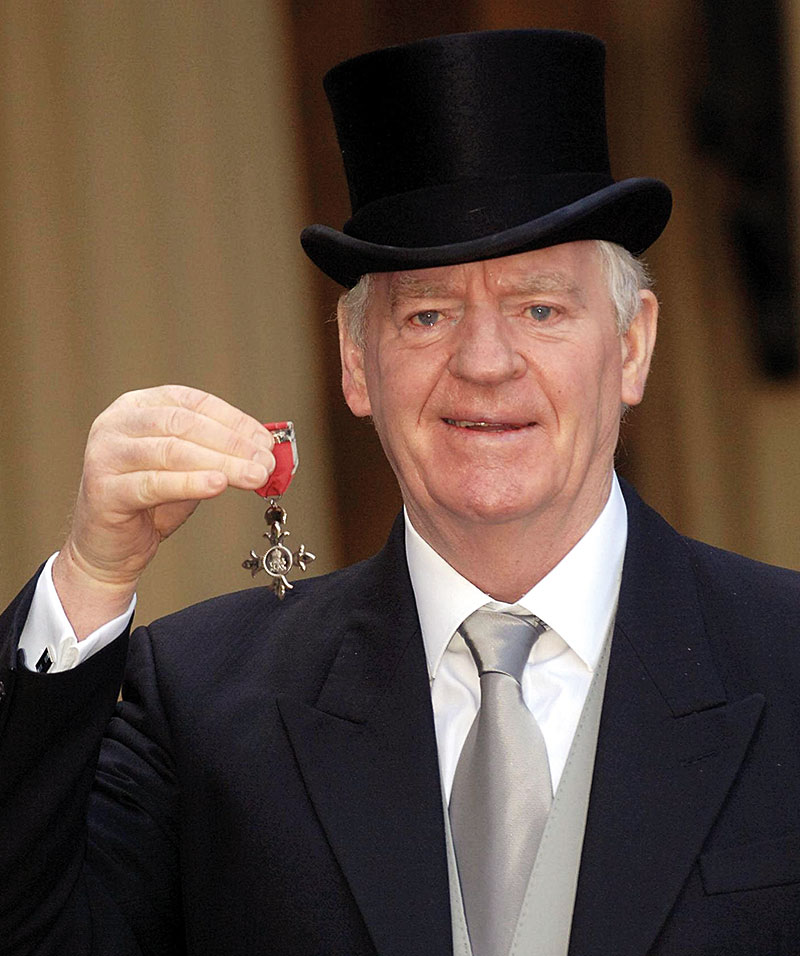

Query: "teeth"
left=445, top=419, right=522, bottom=430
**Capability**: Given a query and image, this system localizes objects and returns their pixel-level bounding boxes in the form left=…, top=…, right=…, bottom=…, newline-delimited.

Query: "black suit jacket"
left=1, top=482, right=799, bottom=955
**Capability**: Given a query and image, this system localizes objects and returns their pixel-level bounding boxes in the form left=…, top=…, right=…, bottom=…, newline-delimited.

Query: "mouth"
left=442, top=418, right=533, bottom=432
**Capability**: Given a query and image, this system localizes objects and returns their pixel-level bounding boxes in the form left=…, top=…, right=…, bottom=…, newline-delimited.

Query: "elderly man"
left=1, top=29, right=799, bottom=956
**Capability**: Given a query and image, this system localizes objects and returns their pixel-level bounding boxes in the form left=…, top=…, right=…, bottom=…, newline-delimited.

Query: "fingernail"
left=253, top=451, right=275, bottom=469
left=244, top=462, right=268, bottom=484
left=253, top=428, right=274, bottom=448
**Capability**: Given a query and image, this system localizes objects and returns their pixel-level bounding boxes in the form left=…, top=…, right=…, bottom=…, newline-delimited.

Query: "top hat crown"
left=301, top=29, right=671, bottom=286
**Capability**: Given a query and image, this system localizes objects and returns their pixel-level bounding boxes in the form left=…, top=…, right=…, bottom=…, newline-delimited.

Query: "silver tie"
left=449, top=605, right=552, bottom=956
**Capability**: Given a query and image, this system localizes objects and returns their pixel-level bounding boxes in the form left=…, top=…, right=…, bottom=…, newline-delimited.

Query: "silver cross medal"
left=241, top=421, right=316, bottom=599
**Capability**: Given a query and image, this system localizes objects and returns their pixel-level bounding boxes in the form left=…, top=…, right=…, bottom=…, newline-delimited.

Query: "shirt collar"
left=405, top=474, right=628, bottom=680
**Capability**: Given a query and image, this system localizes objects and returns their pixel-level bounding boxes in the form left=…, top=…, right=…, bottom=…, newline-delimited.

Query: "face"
left=340, top=241, right=657, bottom=547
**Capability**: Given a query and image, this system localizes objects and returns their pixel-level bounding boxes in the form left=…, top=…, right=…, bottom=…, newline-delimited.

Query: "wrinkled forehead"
left=374, top=242, right=605, bottom=308
left=385, top=268, right=589, bottom=308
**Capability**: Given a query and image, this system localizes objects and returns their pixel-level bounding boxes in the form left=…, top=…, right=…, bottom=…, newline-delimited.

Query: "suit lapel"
left=278, top=516, right=452, bottom=956
left=275, top=486, right=766, bottom=956
left=569, top=484, right=764, bottom=956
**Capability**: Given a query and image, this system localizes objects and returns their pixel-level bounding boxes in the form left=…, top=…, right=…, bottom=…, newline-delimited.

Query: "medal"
left=241, top=421, right=316, bottom=599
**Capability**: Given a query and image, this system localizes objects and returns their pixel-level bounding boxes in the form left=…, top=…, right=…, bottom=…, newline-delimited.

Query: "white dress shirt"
left=405, top=474, right=627, bottom=799
left=18, top=553, right=135, bottom=672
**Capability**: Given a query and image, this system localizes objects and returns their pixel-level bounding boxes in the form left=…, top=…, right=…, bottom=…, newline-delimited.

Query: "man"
left=1, top=28, right=799, bottom=956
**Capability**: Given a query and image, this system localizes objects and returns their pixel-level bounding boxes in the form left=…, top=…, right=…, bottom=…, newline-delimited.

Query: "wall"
left=3, top=0, right=800, bottom=625
left=0, top=1, right=338, bottom=621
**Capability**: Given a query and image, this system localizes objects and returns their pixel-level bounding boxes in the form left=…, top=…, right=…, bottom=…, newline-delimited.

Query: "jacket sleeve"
left=0, top=575, right=183, bottom=956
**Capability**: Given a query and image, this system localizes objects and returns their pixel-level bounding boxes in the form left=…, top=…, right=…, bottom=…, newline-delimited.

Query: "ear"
left=338, top=299, right=372, bottom=418
left=620, top=289, right=658, bottom=407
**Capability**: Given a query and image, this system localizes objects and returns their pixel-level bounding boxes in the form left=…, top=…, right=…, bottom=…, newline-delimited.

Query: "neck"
left=406, top=480, right=613, bottom=602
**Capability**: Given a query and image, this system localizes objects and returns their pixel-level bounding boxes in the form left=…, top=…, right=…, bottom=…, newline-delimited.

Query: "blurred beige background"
left=0, top=1, right=336, bottom=622
left=3, top=0, right=800, bottom=623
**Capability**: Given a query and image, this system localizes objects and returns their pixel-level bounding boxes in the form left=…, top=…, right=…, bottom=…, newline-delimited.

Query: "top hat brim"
left=301, top=177, right=671, bottom=288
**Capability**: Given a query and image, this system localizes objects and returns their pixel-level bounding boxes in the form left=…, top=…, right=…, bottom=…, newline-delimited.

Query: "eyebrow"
left=388, top=274, right=461, bottom=307
left=388, top=270, right=587, bottom=307
left=498, top=272, right=587, bottom=306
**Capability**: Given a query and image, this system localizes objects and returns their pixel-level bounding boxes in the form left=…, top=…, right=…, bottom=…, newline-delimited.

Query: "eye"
left=525, top=305, right=555, bottom=322
left=410, top=309, right=443, bottom=328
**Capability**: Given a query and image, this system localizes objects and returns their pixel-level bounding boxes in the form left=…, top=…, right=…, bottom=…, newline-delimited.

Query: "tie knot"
left=458, top=605, right=547, bottom=684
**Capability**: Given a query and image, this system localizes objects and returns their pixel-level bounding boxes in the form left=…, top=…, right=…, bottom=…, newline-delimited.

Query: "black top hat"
left=300, top=29, right=671, bottom=287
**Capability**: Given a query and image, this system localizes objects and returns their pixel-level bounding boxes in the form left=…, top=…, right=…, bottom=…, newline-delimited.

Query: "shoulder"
left=126, top=516, right=410, bottom=695
left=150, top=555, right=375, bottom=638
left=681, top=538, right=800, bottom=679
left=683, top=535, right=800, bottom=602
left=622, top=475, right=800, bottom=596
left=621, top=478, right=800, bottom=684
left=625, top=478, right=800, bottom=611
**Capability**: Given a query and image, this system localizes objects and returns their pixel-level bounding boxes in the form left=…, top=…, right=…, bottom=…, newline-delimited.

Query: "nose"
left=447, top=304, right=526, bottom=385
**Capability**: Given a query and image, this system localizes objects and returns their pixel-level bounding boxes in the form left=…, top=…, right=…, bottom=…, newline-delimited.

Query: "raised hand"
left=52, top=385, right=276, bottom=637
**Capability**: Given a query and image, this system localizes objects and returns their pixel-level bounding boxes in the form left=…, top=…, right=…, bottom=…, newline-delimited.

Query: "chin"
left=438, top=481, right=552, bottom=526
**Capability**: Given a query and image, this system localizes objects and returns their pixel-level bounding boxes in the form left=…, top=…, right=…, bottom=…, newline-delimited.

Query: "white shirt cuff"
left=18, top=553, right=136, bottom=672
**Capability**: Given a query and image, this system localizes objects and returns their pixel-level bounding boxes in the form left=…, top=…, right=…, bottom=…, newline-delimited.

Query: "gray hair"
left=338, top=273, right=374, bottom=349
left=594, top=240, right=653, bottom=334
left=338, top=240, right=652, bottom=346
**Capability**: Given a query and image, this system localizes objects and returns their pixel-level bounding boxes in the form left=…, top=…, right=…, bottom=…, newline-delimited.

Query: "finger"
left=114, top=385, right=273, bottom=448
left=110, top=404, right=274, bottom=463
left=102, top=469, right=235, bottom=514
left=101, top=435, right=273, bottom=490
